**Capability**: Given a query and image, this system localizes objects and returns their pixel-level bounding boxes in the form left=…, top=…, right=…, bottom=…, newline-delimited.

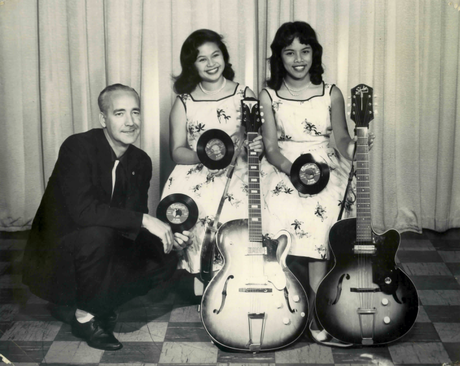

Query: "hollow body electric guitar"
left=200, top=98, right=308, bottom=352
left=315, top=84, right=419, bottom=345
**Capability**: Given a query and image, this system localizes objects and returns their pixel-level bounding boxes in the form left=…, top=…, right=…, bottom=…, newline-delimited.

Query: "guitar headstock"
left=241, top=97, right=263, bottom=134
left=350, top=84, right=374, bottom=128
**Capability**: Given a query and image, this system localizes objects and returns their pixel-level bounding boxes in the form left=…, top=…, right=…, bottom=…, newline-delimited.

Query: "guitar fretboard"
left=247, top=132, right=262, bottom=242
left=356, top=127, right=372, bottom=242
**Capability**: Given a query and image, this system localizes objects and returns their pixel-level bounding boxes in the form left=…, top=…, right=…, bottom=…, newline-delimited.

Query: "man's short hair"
left=98, top=84, right=140, bottom=114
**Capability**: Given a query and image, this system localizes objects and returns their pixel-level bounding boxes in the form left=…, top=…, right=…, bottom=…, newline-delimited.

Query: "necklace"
left=283, top=79, right=312, bottom=96
left=199, top=78, right=227, bottom=95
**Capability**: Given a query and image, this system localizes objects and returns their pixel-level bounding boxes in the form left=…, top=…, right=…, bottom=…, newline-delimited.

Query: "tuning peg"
left=261, top=118, right=265, bottom=123
left=374, top=110, right=379, bottom=115
left=260, top=111, right=264, bottom=117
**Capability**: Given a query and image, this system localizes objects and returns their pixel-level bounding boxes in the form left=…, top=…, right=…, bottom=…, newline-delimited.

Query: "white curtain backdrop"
left=1, top=0, right=459, bottom=234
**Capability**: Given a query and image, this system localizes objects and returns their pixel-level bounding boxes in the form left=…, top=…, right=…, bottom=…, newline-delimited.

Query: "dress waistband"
left=278, top=140, right=331, bottom=161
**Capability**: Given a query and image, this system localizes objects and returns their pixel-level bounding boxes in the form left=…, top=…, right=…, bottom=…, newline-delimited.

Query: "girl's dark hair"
left=267, top=21, right=324, bottom=90
left=173, top=29, right=235, bottom=94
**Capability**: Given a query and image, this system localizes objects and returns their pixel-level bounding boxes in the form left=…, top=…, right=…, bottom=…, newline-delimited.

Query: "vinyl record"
left=156, top=194, right=199, bottom=232
left=196, top=129, right=234, bottom=170
left=290, top=153, right=330, bottom=195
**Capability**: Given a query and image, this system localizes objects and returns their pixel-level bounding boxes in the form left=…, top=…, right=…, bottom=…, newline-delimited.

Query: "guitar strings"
left=360, top=95, right=373, bottom=313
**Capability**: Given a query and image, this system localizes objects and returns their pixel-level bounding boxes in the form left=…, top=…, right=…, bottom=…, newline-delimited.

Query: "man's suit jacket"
left=22, top=128, right=153, bottom=305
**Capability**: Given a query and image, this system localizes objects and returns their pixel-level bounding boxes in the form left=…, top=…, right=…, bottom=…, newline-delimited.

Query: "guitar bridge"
left=350, top=287, right=381, bottom=293
left=239, top=288, right=272, bottom=293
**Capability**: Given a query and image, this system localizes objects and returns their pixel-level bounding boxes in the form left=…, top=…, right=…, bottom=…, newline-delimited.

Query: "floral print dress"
left=161, top=84, right=250, bottom=274
left=260, top=83, right=356, bottom=259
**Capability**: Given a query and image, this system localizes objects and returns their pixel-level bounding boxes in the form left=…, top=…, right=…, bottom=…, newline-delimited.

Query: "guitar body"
left=201, top=219, right=308, bottom=351
left=316, top=218, right=418, bottom=345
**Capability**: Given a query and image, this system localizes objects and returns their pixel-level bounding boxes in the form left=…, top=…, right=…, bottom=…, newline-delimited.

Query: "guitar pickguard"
left=263, top=235, right=287, bottom=290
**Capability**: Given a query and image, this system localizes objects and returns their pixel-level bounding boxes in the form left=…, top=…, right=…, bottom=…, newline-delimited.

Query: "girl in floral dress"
left=161, top=29, right=263, bottom=289
left=259, top=21, right=374, bottom=343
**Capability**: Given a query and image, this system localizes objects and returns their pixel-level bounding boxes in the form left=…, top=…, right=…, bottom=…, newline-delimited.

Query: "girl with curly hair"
left=162, top=29, right=263, bottom=292
left=259, top=21, right=375, bottom=345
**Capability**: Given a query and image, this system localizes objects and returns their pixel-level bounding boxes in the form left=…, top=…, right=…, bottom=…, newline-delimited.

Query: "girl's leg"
left=308, top=260, right=328, bottom=297
left=286, top=256, right=328, bottom=315
left=286, top=255, right=310, bottom=298
left=308, top=260, right=328, bottom=329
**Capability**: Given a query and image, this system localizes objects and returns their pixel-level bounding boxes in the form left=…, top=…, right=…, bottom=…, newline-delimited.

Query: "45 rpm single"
left=290, top=153, right=330, bottom=195
left=196, top=129, right=234, bottom=170
left=156, top=194, right=199, bottom=232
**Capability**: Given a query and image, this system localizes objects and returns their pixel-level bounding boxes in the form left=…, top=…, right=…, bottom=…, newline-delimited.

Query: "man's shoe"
left=98, top=311, right=118, bottom=333
left=71, top=316, right=122, bottom=351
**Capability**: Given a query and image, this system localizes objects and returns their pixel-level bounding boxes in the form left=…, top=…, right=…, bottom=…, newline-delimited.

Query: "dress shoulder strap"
left=262, top=87, right=278, bottom=103
left=324, top=83, right=334, bottom=95
left=235, top=83, right=249, bottom=99
left=177, top=93, right=192, bottom=112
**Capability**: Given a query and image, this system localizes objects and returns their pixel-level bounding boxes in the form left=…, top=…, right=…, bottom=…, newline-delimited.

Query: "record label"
left=205, top=138, right=227, bottom=161
left=290, top=154, right=330, bottom=195
left=299, top=163, right=321, bottom=185
left=197, top=129, right=234, bottom=169
left=165, top=202, right=189, bottom=225
left=156, top=193, right=199, bottom=232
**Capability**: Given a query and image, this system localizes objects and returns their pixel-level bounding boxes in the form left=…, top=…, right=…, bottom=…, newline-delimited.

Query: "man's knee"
left=74, top=226, right=120, bottom=261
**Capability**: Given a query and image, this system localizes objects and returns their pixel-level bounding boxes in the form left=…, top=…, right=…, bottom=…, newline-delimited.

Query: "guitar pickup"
left=353, top=245, right=376, bottom=255
left=246, top=247, right=267, bottom=255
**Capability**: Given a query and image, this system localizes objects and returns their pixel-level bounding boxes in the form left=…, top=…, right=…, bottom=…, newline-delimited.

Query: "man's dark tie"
left=111, top=160, right=127, bottom=208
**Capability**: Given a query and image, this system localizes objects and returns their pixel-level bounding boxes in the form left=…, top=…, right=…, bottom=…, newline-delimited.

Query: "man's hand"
left=142, top=214, right=174, bottom=253
left=172, top=230, right=192, bottom=251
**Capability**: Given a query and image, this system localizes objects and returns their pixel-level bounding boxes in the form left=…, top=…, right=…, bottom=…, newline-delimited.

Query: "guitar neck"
left=247, top=132, right=262, bottom=242
left=356, top=127, right=372, bottom=242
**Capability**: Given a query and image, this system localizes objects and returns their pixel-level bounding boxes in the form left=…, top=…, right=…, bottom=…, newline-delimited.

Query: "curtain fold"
left=1, top=0, right=459, bottom=233
left=0, top=0, right=42, bottom=230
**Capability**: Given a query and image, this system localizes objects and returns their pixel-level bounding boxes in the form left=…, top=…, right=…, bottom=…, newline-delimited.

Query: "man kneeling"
left=22, top=84, right=189, bottom=351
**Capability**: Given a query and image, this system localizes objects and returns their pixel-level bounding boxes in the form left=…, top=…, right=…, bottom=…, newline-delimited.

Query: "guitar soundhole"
left=283, top=288, right=295, bottom=313
left=330, top=273, right=350, bottom=305
left=213, top=275, right=234, bottom=314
